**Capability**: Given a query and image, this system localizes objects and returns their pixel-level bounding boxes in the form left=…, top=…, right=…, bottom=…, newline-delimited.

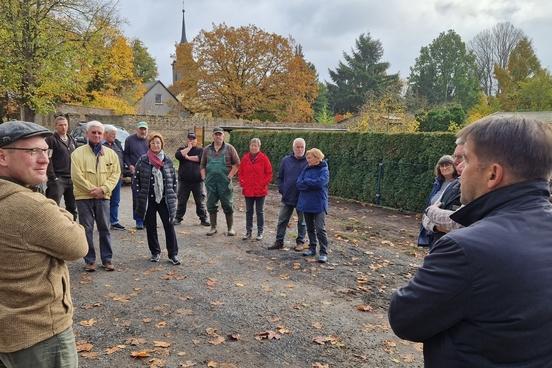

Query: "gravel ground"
left=70, top=184, right=426, bottom=368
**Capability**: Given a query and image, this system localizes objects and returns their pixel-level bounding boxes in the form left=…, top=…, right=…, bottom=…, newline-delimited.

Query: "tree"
left=192, top=24, right=317, bottom=121
left=132, top=39, right=158, bottom=83
left=0, top=0, right=119, bottom=121
left=352, top=92, right=418, bottom=133
left=416, top=104, right=466, bottom=132
left=469, top=22, right=525, bottom=95
left=327, top=33, right=399, bottom=114
left=313, top=83, right=333, bottom=124
left=409, top=30, right=480, bottom=110
left=494, top=37, right=543, bottom=110
left=170, top=41, right=207, bottom=114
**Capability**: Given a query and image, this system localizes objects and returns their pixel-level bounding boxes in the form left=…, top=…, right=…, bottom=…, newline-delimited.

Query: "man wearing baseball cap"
left=174, top=131, right=210, bottom=226
left=0, top=121, right=88, bottom=367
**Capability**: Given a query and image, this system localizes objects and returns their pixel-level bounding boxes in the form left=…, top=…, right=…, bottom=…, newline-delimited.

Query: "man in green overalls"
left=200, top=127, right=240, bottom=236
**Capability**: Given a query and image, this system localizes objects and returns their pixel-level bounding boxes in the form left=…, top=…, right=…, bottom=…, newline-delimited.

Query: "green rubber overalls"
left=205, top=145, right=234, bottom=214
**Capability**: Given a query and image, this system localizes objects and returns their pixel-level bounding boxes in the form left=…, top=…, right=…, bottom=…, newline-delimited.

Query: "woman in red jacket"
left=238, top=138, right=273, bottom=240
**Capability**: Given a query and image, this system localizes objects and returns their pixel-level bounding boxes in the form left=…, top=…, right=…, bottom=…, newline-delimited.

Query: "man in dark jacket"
left=123, top=121, right=149, bottom=229
left=174, top=132, right=209, bottom=226
left=269, top=138, right=307, bottom=251
left=389, top=117, right=552, bottom=367
left=45, top=115, right=78, bottom=220
left=103, top=125, right=125, bottom=230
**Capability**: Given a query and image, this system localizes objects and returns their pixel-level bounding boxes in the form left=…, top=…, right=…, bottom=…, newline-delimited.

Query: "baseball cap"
left=213, top=127, right=223, bottom=133
left=187, top=132, right=196, bottom=139
left=0, top=121, right=51, bottom=147
left=137, top=121, right=148, bottom=129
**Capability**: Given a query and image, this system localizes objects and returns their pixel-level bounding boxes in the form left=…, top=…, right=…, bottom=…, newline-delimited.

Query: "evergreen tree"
left=131, top=40, right=158, bottom=83
left=327, top=33, right=399, bottom=114
left=409, top=30, right=480, bottom=110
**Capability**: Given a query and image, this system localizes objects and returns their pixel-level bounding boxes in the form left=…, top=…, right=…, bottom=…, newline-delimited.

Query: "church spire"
left=180, top=0, right=187, bottom=44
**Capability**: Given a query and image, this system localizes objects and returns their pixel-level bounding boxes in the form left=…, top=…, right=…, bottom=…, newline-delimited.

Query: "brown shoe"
left=102, top=261, right=115, bottom=271
left=294, top=243, right=306, bottom=252
left=84, top=263, right=96, bottom=272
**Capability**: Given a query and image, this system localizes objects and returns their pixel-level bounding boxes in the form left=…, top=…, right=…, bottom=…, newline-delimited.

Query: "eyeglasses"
left=2, top=147, right=53, bottom=158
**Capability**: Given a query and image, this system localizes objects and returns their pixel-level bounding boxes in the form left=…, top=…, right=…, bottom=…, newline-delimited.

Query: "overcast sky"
left=117, top=0, right=552, bottom=86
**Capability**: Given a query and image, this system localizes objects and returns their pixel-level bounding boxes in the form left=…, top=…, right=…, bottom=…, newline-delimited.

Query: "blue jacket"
left=277, top=153, right=307, bottom=206
left=390, top=180, right=552, bottom=367
left=296, top=160, right=329, bottom=214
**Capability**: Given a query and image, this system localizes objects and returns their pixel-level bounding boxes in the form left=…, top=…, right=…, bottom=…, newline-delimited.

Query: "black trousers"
left=144, top=199, right=178, bottom=257
left=175, top=181, right=208, bottom=221
left=46, top=177, right=77, bottom=220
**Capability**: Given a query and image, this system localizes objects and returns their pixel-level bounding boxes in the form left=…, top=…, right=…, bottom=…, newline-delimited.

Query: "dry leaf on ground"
left=80, top=351, right=99, bottom=359
left=130, top=350, right=151, bottom=358
left=79, top=319, right=96, bottom=327
left=356, top=304, right=373, bottom=312
left=153, top=341, right=171, bottom=348
left=105, top=345, right=126, bottom=354
left=126, top=337, right=146, bottom=345
left=76, top=341, right=93, bottom=352
left=255, top=331, right=281, bottom=341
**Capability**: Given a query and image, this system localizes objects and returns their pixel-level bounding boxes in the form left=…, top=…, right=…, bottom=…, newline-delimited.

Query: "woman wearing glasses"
left=418, top=155, right=458, bottom=247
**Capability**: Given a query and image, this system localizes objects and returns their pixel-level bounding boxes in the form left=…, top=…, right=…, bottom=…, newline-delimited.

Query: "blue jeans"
left=245, top=197, right=265, bottom=234
left=76, top=199, right=112, bottom=265
left=275, top=203, right=306, bottom=245
left=0, top=328, right=77, bottom=368
left=109, top=179, right=122, bottom=225
left=304, top=212, right=328, bottom=255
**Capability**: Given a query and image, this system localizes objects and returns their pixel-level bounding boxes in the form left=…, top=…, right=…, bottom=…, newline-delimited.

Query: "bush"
left=230, top=130, right=456, bottom=212
left=416, top=104, right=466, bottom=132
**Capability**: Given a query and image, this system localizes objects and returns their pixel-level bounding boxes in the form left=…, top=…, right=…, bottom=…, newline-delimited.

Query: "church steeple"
left=180, top=1, right=187, bottom=44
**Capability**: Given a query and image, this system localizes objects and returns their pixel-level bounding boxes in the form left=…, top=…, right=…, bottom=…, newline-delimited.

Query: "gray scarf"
left=152, top=151, right=165, bottom=203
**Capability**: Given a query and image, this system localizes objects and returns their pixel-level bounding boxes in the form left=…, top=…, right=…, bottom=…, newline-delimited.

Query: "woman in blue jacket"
left=297, top=148, right=330, bottom=263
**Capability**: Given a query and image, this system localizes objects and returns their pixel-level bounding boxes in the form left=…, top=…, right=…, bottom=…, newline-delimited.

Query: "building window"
left=155, top=94, right=162, bottom=105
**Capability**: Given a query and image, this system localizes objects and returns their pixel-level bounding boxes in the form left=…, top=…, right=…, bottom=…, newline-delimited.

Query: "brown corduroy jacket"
left=0, top=178, right=88, bottom=353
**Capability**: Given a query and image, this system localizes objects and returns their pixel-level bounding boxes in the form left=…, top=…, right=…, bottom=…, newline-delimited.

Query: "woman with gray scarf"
left=133, top=132, right=180, bottom=265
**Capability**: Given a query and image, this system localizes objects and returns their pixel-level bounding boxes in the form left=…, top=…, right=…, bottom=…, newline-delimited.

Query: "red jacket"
left=238, top=151, right=273, bottom=197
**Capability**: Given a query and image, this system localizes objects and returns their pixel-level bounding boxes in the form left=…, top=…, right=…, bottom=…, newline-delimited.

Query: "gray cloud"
left=118, top=0, right=552, bottom=85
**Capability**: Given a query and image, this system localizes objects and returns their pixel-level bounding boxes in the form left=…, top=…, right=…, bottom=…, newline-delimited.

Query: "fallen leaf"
left=356, top=304, right=373, bottom=312
left=312, top=322, right=322, bottom=330
left=255, top=331, right=281, bottom=341
left=209, top=335, right=225, bottom=345
left=153, top=341, right=171, bottom=348
left=81, top=302, right=102, bottom=309
left=80, top=351, right=98, bottom=359
left=179, top=361, right=195, bottom=367
left=105, top=345, right=126, bottom=354
left=130, top=351, right=151, bottom=358
left=107, top=293, right=131, bottom=303
left=79, top=318, right=96, bottom=327
left=126, top=337, right=146, bottom=346
left=235, top=282, right=245, bottom=287
left=177, top=352, right=187, bottom=356
left=143, top=318, right=152, bottom=323
left=276, top=325, right=291, bottom=335
left=313, top=335, right=344, bottom=347
left=312, top=363, right=329, bottom=368
left=210, top=300, right=224, bottom=307
left=148, top=358, right=166, bottom=367
left=227, top=332, right=241, bottom=341
left=206, top=278, right=217, bottom=289
left=76, top=341, right=93, bottom=352
left=156, top=321, right=167, bottom=328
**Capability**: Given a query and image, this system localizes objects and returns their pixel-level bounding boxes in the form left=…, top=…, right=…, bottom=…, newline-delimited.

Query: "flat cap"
left=0, top=121, right=51, bottom=147
left=213, top=127, right=224, bottom=133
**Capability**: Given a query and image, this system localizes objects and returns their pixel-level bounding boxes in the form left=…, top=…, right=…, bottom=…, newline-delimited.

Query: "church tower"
left=172, top=2, right=188, bottom=84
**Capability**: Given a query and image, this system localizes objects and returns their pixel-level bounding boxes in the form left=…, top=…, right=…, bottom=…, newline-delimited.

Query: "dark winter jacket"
left=238, top=151, right=273, bottom=197
left=45, top=133, right=77, bottom=180
left=431, top=177, right=461, bottom=244
left=133, top=154, right=178, bottom=220
left=296, top=160, right=329, bottom=214
left=417, top=177, right=445, bottom=247
left=390, top=180, right=552, bottom=367
left=123, top=134, right=148, bottom=168
left=175, top=146, right=203, bottom=183
left=103, top=139, right=124, bottom=175
left=277, top=153, right=307, bottom=206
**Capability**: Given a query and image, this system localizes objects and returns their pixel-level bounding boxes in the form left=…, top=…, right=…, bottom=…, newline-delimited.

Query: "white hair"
left=250, top=137, right=261, bottom=146
left=86, top=120, right=104, bottom=132
left=104, top=124, right=117, bottom=134
left=292, top=137, right=305, bottom=148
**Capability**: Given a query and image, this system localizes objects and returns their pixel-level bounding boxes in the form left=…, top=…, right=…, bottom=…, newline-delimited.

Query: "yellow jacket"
left=71, top=144, right=121, bottom=200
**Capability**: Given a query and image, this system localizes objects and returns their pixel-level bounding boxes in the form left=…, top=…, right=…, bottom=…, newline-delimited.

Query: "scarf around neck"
left=148, top=150, right=165, bottom=203
left=147, top=150, right=164, bottom=169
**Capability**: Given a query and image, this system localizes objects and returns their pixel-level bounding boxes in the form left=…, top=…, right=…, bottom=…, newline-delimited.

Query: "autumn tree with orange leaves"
left=192, top=24, right=318, bottom=122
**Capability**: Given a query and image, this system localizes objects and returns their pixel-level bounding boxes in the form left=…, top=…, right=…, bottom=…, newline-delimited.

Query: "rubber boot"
left=206, top=213, right=217, bottom=236
left=225, top=212, right=235, bottom=236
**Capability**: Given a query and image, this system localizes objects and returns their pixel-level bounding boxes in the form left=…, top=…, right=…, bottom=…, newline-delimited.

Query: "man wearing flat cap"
left=200, top=127, right=240, bottom=236
left=0, top=121, right=88, bottom=367
left=174, top=131, right=210, bottom=226
left=124, top=121, right=149, bottom=229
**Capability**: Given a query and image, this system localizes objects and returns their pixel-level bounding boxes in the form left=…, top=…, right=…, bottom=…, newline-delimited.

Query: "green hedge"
left=230, top=130, right=456, bottom=212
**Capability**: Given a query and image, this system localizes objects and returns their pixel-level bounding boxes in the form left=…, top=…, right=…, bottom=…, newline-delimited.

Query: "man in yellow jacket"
left=0, top=121, right=88, bottom=368
left=71, top=120, right=120, bottom=272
